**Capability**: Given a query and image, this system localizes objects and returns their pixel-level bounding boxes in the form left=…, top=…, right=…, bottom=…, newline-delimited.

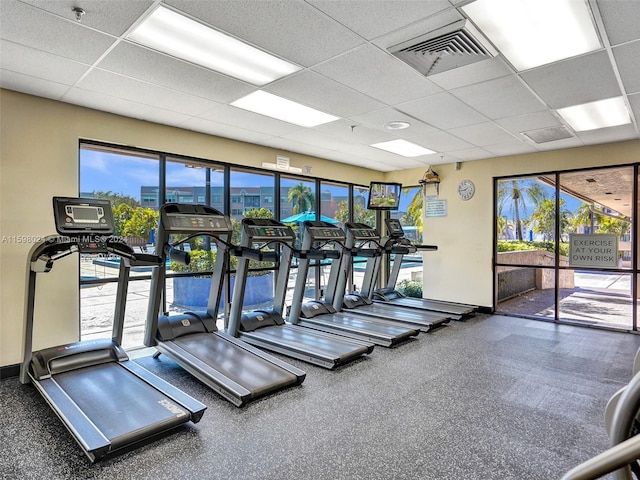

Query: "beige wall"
left=2, top=88, right=639, bottom=368
left=0, top=89, right=383, bottom=367
left=386, top=141, right=640, bottom=308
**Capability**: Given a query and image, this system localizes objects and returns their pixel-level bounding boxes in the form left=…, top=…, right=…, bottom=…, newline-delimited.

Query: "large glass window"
left=79, top=144, right=160, bottom=349
left=80, top=141, right=373, bottom=345
left=164, top=158, right=226, bottom=319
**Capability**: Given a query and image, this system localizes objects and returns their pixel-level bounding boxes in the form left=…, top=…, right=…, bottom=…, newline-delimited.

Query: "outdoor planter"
left=172, top=272, right=274, bottom=310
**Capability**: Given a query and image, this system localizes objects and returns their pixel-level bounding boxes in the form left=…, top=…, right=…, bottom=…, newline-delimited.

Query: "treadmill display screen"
left=165, top=214, right=230, bottom=233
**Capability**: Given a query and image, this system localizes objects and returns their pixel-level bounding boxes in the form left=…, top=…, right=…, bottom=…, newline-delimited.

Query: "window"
left=79, top=143, right=160, bottom=350
left=80, top=141, right=371, bottom=346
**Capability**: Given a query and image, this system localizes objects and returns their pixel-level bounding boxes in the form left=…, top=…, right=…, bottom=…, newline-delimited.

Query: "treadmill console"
left=243, top=219, right=295, bottom=242
left=385, top=218, right=404, bottom=238
left=345, top=223, right=379, bottom=241
left=304, top=221, right=345, bottom=241
left=161, top=204, right=232, bottom=234
left=53, top=197, right=114, bottom=235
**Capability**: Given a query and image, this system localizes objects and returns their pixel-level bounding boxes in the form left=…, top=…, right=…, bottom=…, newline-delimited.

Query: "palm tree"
left=403, top=187, right=423, bottom=238
left=287, top=182, right=314, bottom=214
left=497, top=179, right=547, bottom=240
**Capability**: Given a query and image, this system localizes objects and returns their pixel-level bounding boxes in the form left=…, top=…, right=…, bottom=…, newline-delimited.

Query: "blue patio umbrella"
left=281, top=211, right=339, bottom=224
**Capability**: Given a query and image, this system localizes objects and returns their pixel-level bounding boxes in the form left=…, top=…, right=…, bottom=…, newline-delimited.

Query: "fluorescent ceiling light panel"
left=462, top=0, right=601, bottom=71
left=371, top=139, right=435, bottom=157
left=231, top=91, right=340, bottom=127
left=127, top=6, right=300, bottom=85
left=556, top=97, right=631, bottom=131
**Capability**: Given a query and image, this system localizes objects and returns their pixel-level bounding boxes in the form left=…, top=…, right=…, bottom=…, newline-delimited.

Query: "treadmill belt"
left=249, top=325, right=369, bottom=357
left=172, top=333, right=298, bottom=395
left=54, top=362, right=188, bottom=448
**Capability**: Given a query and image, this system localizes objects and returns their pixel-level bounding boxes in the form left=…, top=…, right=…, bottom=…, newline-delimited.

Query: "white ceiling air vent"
left=389, top=19, right=497, bottom=76
left=521, top=125, right=574, bottom=144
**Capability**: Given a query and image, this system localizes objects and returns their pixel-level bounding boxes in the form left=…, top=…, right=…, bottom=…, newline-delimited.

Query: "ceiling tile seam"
left=61, top=0, right=163, bottom=101
left=390, top=92, right=524, bottom=152
left=65, top=83, right=207, bottom=121
left=0, top=67, right=73, bottom=101
left=590, top=0, right=639, bottom=137
left=76, top=66, right=227, bottom=114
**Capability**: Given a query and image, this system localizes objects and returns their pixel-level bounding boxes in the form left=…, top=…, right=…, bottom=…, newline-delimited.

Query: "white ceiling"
left=1, top=0, right=639, bottom=172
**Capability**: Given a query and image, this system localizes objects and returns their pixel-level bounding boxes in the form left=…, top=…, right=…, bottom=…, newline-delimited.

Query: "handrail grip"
left=560, top=434, right=640, bottom=480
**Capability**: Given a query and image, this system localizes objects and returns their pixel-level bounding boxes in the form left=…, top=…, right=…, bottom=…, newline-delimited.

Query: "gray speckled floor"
left=2, top=314, right=639, bottom=480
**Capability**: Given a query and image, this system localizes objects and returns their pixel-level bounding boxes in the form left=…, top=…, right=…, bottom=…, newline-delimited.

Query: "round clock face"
left=457, top=180, right=475, bottom=201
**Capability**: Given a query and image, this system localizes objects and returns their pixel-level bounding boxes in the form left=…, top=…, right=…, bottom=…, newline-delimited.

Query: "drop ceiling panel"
left=483, top=141, right=538, bottom=157
left=495, top=111, right=566, bottom=136
left=262, top=137, right=333, bottom=158
left=371, top=7, right=463, bottom=51
left=17, top=0, right=154, bottom=36
left=406, top=129, right=475, bottom=152
left=520, top=51, right=622, bottom=109
left=307, top=0, right=450, bottom=40
left=280, top=129, right=361, bottom=152
left=166, top=0, right=364, bottom=67
left=76, top=69, right=221, bottom=116
left=312, top=44, right=442, bottom=105
left=448, top=122, right=517, bottom=147
left=428, top=57, right=513, bottom=91
left=266, top=70, right=385, bottom=117
left=198, top=105, right=305, bottom=138
left=397, top=93, right=487, bottom=129
left=597, top=0, right=640, bottom=46
left=0, top=69, right=70, bottom=99
left=447, top=147, right=493, bottom=161
left=575, top=124, right=639, bottom=146
left=613, top=41, right=640, bottom=95
left=97, top=42, right=255, bottom=103
left=451, top=75, right=548, bottom=120
left=313, top=120, right=395, bottom=145
left=377, top=157, right=430, bottom=169
left=0, top=40, right=89, bottom=85
left=527, top=136, right=583, bottom=151
left=179, top=117, right=275, bottom=145
left=348, top=107, right=438, bottom=137
left=65, top=87, right=193, bottom=126
left=0, top=1, right=115, bottom=64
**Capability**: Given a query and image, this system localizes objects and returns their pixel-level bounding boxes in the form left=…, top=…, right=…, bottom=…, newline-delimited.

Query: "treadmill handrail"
left=560, top=434, right=640, bottom=480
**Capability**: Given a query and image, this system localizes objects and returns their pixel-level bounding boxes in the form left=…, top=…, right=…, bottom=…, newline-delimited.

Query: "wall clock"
left=457, top=179, right=475, bottom=201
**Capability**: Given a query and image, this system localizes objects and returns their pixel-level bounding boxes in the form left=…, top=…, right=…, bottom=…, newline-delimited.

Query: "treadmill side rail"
left=122, top=361, right=206, bottom=423
left=34, top=377, right=110, bottom=462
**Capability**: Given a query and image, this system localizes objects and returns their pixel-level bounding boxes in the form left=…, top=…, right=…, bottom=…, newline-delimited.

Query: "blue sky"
left=81, top=149, right=423, bottom=213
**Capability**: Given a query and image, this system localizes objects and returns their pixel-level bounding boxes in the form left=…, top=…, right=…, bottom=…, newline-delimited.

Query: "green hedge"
left=497, top=240, right=569, bottom=256
left=397, top=279, right=423, bottom=298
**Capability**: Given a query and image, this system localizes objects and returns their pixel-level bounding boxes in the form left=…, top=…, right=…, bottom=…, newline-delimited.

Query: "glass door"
left=495, top=166, right=636, bottom=331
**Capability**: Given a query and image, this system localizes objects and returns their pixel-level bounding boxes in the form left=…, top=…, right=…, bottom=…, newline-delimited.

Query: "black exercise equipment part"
left=362, top=218, right=476, bottom=319
left=144, top=203, right=305, bottom=406
left=288, top=221, right=419, bottom=347
left=327, top=222, right=450, bottom=332
left=20, top=196, right=205, bottom=463
left=227, top=218, right=373, bottom=369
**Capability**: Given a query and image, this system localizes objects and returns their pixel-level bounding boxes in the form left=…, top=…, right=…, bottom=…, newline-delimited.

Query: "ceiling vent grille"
left=521, top=125, right=574, bottom=144
left=389, top=20, right=497, bottom=76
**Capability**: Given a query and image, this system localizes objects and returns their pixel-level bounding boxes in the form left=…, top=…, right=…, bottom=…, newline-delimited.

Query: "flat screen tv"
left=367, top=182, right=402, bottom=210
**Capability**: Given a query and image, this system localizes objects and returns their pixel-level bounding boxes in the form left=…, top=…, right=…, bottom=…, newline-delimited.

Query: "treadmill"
left=327, top=222, right=450, bottom=332
left=365, top=218, right=476, bottom=319
left=227, top=218, right=374, bottom=370
left=145, top=203, right=305, bottom=407
left=288, top=221, right=419, bottom=347
left=20, top=197, right=205, bottom=462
